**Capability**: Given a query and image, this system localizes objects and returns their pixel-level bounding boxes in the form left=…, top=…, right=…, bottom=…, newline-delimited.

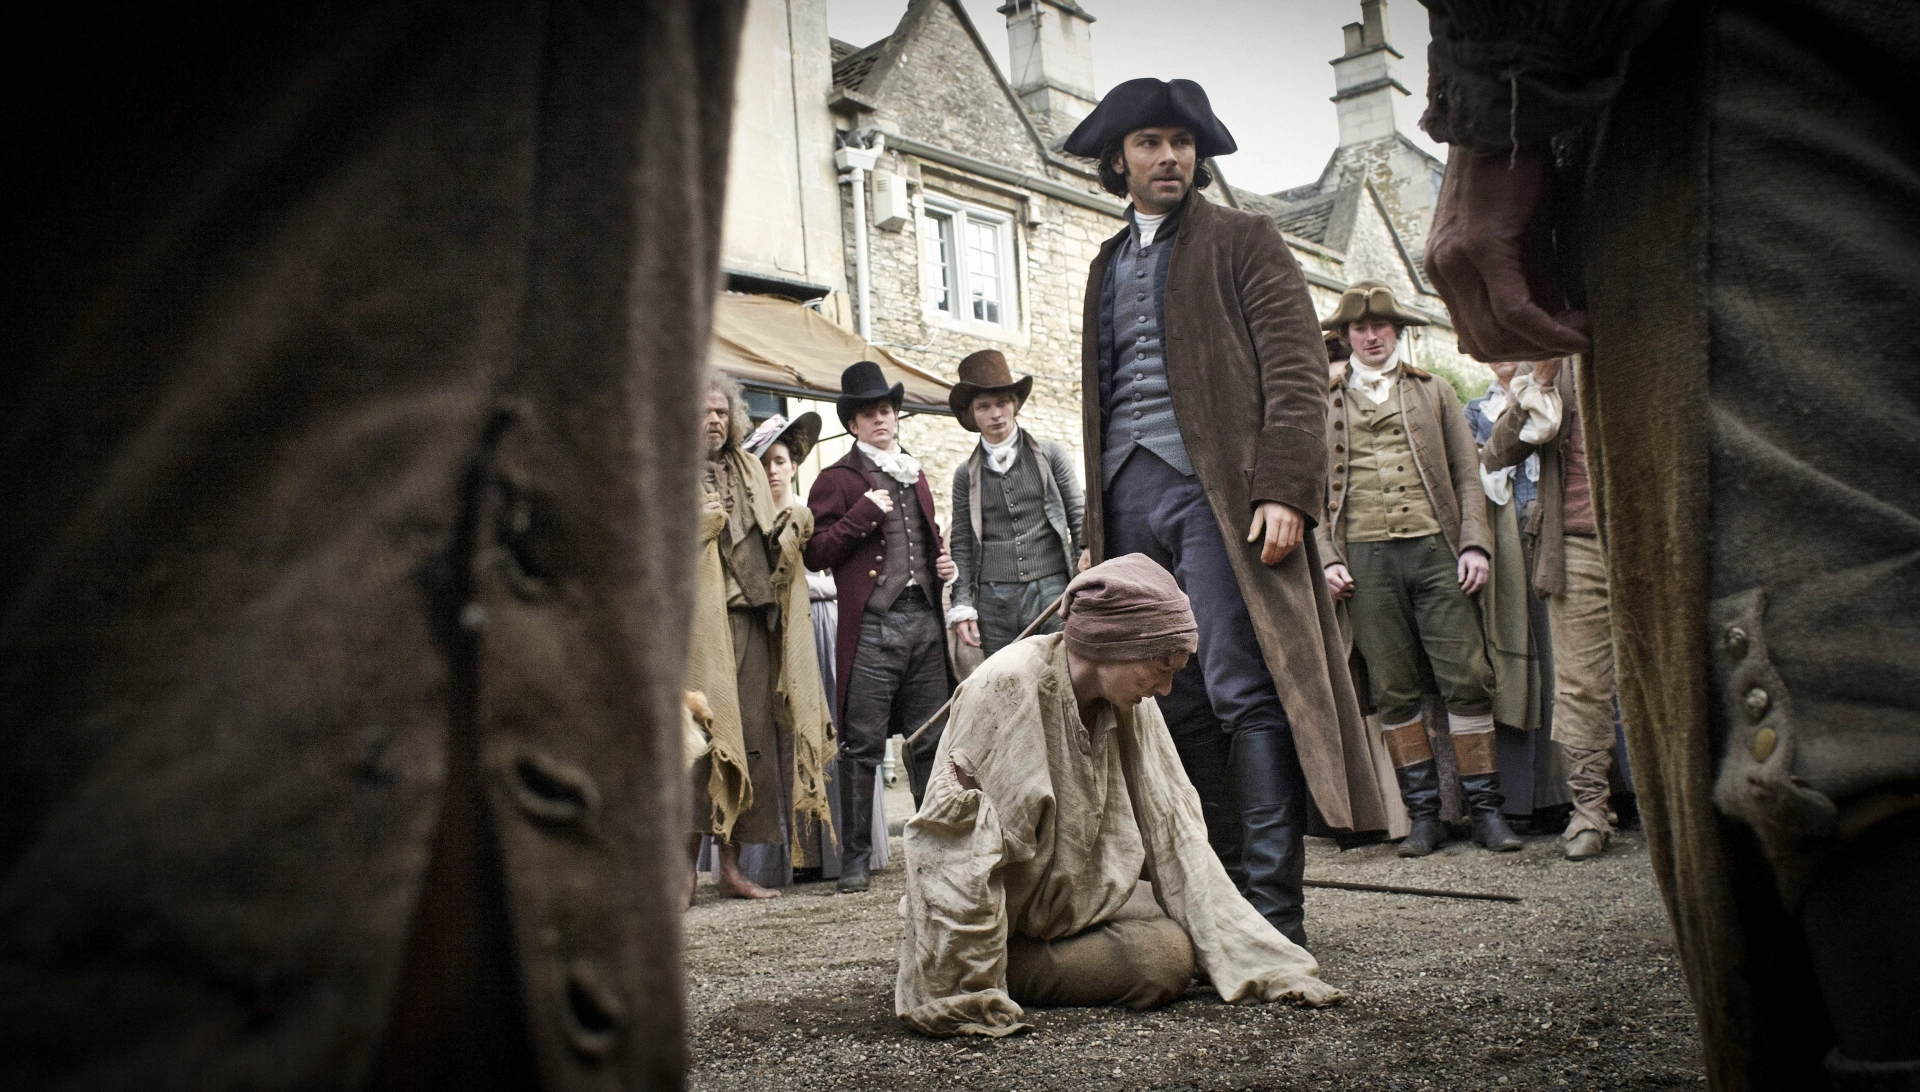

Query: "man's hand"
left=936, top=550, right=956, bottom=582
left=863, top=488, right=894, bottom=514
left=1426, top=147, right=1590, bottom=362
left=954, top=619, right=981, bottom=648
left=1529, top=356, right=1564, bottom=387
left=1324, top=563, right=1354, bottom=600
left=1458, top=548, right=1490, bottom=595
left=1248, top=502, right=1305, bottom=566
left=1078, top=548, right=1091, bottom=573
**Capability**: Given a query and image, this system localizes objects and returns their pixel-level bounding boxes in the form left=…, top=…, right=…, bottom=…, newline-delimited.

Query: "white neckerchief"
left=858, top=440, right=921, bottom=486
left=1346, top=343, right=1404, bottom=405
left=1133, top=207, right=1170, bottom=248
left=981, top=426, right=1022, bottom=475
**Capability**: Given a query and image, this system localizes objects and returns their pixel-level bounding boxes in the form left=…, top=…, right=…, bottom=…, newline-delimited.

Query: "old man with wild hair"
left=685, top=376, right=834, bottom=901
left=897, top=554, right=1341, bottom=1038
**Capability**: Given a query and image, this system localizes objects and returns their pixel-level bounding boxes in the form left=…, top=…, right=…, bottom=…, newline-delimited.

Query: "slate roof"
left=830, top=37, right=885, bottom=92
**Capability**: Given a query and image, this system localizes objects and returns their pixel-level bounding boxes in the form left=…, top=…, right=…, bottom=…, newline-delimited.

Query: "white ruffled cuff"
left=1510, top=370, right=1564, bottom=445
left=946, top=604, right=979, bottom=626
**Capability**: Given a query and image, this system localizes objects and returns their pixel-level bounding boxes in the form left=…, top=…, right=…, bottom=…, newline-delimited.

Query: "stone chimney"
left=998, top=0, right=1098, bottom=136
left=1330, top=0, right=1409, bottom=147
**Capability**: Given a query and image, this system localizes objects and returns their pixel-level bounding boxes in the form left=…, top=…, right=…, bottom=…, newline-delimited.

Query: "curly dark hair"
left=1097, top=140, right=1213, bottom=199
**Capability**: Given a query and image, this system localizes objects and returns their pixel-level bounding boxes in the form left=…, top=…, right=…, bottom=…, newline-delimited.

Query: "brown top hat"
left=948, top=350, right=1034, bottom=432
left=1320, top=280, right=1431, bottom=332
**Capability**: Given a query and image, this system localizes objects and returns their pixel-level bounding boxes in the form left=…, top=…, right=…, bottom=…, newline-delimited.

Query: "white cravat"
left=981, top=426, right=1022, bottom=474
left=858, top=441, right=922, bottom=486
left=1134, top=208, right=1170, bottom=247
left=1346, top=343, right=1404, bottom=405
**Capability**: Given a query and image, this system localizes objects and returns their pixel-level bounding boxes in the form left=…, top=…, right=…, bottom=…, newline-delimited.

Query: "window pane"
left=965, top=218, right=1002, bottom=325
left=924, top=210, right=955, bottom=314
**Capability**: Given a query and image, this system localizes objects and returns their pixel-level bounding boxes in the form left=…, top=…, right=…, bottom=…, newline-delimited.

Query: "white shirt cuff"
left=946, top=604, right=979, bottom=626
left=1510, top=370, right=1564, bottom=445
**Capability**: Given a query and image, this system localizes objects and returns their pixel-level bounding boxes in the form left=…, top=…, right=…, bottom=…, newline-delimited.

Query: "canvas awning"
left=708, top=292, right=953, bottom=415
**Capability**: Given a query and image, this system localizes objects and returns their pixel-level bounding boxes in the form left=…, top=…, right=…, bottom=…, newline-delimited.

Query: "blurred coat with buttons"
left=0, top=1, right=743, bottom=1087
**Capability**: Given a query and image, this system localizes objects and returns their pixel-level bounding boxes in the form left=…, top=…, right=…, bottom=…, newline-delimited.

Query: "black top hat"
left=836, top=360, right=904, bottom=425
left=1062, top=78, right=1237, bottom=161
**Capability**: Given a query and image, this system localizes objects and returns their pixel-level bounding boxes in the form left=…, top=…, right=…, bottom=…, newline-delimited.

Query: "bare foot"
left=713, top=871, right=782, bottom=900
left=714, top=843, right=782, bottom=900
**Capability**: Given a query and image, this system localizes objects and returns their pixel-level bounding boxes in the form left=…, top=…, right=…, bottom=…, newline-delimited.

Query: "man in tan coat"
left=1317, top=282, right=1523, bottom=857
left=1065, top=78, right=1385, bottom=950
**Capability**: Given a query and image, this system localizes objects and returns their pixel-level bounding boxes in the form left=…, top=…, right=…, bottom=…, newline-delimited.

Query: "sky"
left=825, top=0, right=1446, bottom=195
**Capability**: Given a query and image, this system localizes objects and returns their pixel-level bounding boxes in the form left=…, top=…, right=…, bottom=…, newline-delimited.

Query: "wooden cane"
left=1303, top=878, right=1522, bottom=903
left=903, top=590, right=1068, bottom=748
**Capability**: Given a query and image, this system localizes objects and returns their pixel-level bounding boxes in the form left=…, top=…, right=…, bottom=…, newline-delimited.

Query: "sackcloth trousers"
left=1546, top=535, right=1616, bottom=840
left=1004, top=882, right=1194, bottom=1012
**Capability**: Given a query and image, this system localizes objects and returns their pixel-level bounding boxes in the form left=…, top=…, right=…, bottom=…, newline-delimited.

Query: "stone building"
left=715, top=0, right=1487, bottom=521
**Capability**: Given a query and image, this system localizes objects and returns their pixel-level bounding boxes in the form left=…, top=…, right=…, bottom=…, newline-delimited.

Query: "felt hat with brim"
left=1321, top=280, right=1431, bottom=331
left=836, top=360, right=903, bottom=425
left=743, top=410, right=822, bottom=465
left=947, top=350, right=1034, bottom=432
left=1061, top=78, right=1237, bottom=160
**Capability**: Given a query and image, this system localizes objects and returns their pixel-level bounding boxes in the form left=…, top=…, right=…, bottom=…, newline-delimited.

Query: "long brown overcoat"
left=1080, top=191, right=1388, bottom=835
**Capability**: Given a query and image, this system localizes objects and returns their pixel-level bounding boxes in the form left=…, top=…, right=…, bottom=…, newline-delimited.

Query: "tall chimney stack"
left=998, top=0, right=1098, bottom=137
left=1330, top=0, right=1409, bottom=147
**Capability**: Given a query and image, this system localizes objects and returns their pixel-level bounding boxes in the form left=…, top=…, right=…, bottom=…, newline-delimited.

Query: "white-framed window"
left=921, top=197, right=1018, bottom=329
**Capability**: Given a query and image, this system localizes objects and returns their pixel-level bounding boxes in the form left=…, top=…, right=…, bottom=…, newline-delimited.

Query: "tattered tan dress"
left=897, top=635, right=1341, bottom=1036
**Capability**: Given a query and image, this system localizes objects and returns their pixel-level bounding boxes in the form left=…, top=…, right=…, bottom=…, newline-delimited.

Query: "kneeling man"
left=896, top=555, right=1341, bottom=1037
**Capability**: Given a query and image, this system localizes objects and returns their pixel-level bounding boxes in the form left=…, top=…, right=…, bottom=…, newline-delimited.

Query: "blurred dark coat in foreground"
left=1424, top=1, right=1920, bottom=1088
left=0, top=2, right=744, bottom=1087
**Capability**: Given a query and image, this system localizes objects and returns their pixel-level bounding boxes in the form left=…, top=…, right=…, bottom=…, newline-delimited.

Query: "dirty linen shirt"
left=896, top=634, right=1337, bottom=1037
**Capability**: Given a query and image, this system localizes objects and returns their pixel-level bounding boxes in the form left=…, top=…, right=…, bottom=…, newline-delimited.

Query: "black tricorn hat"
left=1062, top=78, right=1238, bottom=161
left=836, top=360, right=904, bottom=425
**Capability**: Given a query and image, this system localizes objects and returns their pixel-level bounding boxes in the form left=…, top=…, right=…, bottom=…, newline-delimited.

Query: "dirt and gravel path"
left=685, top=824, right=1704, bottom=1091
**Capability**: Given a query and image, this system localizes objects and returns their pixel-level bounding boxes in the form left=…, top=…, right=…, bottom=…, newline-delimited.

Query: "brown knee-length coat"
left=1080, top=192, right=1387, bottom=835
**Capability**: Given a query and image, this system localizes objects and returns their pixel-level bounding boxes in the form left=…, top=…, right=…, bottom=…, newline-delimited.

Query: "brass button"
left=1334, top=421, right=1344, bottom=430
left=1750, top=726, right=1777, bottom=762
left=1334, top=464, right=1345, bottom=472
left=1335, top=444, right=1345, bottom=453
left=1724, top=626, right=1750, bottom=661
left=1332, top=482, right=1343, bottom=491
left=868, top=570, right=877, bottom=577
left=1743, top=687, right=1771, bottom=723
left=1333, top=398, right=1343, bottom=407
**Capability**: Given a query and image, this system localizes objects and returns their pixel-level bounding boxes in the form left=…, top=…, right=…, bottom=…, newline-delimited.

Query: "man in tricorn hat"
left=946, top=350, right=1084, bottom=661
left=804, top=361, right=955, bottom=893
left=1316, top=281, right=1523, bottom=858
left=1064, top=78, right=1387, bottom=949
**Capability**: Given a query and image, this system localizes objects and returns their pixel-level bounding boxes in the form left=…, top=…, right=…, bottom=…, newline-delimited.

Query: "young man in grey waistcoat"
left=946, top=350, right=1084, bottom=661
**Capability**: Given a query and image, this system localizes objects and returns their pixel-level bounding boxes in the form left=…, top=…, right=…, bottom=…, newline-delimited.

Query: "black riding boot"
left=1462, top=772, right=1524, bottom=851
left=1229, top=728, right=1309, bottom=949
left=1395, top=760, right=1448, bottom=857
left=837, top=759, right=875, bottom=893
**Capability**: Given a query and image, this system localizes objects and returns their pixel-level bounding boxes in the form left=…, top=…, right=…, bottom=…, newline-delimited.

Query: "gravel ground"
left=685, top=821, right=1703, bottom=1092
